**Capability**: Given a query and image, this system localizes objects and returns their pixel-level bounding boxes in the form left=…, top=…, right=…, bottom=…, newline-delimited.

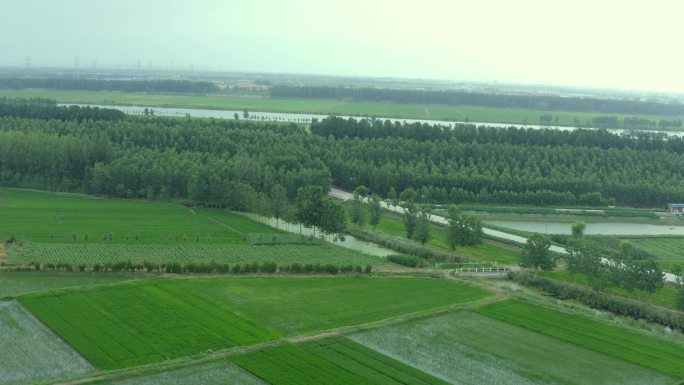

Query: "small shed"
left=667, top=203, right=684, bottom=213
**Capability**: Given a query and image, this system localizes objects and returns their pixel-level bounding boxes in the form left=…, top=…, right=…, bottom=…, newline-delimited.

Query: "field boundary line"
left=45, top=282, right=505, bottom=385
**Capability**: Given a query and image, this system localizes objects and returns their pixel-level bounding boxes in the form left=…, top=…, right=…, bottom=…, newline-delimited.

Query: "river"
left=59, top=103, right=684, bottom=137
left=485, top=220, right=684, bottom=236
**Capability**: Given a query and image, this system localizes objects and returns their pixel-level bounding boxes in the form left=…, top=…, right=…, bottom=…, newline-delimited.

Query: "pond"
left=241, top=213, right=396, bottom=257
left=485, top=220, right=684, bottom=236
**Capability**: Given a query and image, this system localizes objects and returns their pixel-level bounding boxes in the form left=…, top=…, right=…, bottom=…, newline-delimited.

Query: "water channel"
left=60, top=103, right=684, bottom=137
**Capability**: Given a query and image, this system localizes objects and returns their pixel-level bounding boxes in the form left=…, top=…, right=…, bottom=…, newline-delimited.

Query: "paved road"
left=330, top=187, right=677, bottom=283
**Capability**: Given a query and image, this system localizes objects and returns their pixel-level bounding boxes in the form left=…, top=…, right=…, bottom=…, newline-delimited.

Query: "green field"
left=230, top=337, right=450, bottom=385
left=20, top=277, right=489, bottom=370
left=0, top=301, right=93, bottom=385
left=2, top=88, right=682, bottom=128
left=11, top=242, right=388, bottom=268
left=349, top=207, right=520, bottom=264
left=173, top=276, right=489, bottom=335
left=629, top=237, right=684, bottom=271
left=21, top=280, right=276, bottom=369
left=475, top=300, right=684, bottom=378
left=540, top=270, right=679, bottom=310
left=350, top=311, right=674, bottom=385
left=101, top=361, right=266, bottom=385
left=0, top=188, right=275, bottom=244
left=0, top=271, right=141, bottom=298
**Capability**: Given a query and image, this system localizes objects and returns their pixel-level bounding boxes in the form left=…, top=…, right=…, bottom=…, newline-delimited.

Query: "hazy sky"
left=2, top=0, right=683, bottom=92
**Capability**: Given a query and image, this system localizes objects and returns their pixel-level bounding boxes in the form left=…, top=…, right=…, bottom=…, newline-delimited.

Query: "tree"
left=387, top=187, right=397, bottom=204
left=269, top=184, right=288, bottom=228
left=402, top=201, right=418, bottom=241
left=242, top=109, right=249, bottom=119
left=233, top=113, right=239, bottom=120
left=520, top=234, right=554, bottom=271
left=619, top=240, right=635, bottom=257
left=354, top=185, right=370, bottom=197
left=318, top=198, right=346, bottom=239
left=295, top=185, right=325, bottom=234
left=349, top=191, right=365, bottom=226
left=571, top=221, right=586, bottom=236
left=413, top=207, right=432, bottom=245
left=368, top=194, right=382, bottom=229
left=400, top=187, right=417, bottom=203
left=566, top=239, right=604, bottom=288
left=673, top=265, right=684, bottom=311
left=445, top=206, right=483, bottom=255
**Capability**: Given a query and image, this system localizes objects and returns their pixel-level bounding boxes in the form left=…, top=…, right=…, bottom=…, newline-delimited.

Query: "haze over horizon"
left=2, top=0, right=683, bottom=93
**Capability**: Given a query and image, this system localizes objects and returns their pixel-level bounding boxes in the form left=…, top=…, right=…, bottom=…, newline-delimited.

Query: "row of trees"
left=312, top=117, right=684, bottom=153
left=0, top=77, right=219, bottom=94
left=518, top=232, right=665, bottom=298
left=271, top=85, right=684, bottom=116
left=4, top=108, right=684, bottom=207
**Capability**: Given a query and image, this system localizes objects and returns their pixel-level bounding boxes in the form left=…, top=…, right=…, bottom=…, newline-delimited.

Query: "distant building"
left=667, top=203, right=684, bottom=213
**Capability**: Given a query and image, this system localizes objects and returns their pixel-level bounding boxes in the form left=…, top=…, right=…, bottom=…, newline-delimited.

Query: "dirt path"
left=0, top=243, right=7, bottom=262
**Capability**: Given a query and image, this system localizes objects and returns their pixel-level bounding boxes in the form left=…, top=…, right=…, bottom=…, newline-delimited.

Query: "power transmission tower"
left=24, top=56, right=32, bottom=70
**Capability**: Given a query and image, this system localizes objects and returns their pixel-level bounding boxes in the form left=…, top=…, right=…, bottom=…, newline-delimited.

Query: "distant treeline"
left=311, top=116, right=684, bottom=153
left=4, top=107, right=684, bottom=207
left=591, top=116, right=682, bottom=130
left=0, top=98, right=125, bottom=121
left=271, top=85, right=684, bottom=116
left=0, top=77, right=219, bottom=94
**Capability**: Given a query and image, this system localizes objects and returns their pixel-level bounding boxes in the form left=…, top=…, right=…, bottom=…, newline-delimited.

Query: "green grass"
left=174, top=276, right=490, bottom=335
left=350, top=311, right=674, bottom=385
left=0, top=188, right=272, bottom=244
left=0, top=272, right=140, bottom=298
left=540, top=270, right=679, bottom=310
left=0, top=301, right=93, bottom=385
left=20, top=277, right=489, bottom=370
left=475, top=300, right=684, bottom=378
left=20, top=280, right=277, bottom=370
left=1, top=88, right=682, bottom=128
left=629, top=237, right=684, bottom=271
left=11, top=242, right=388, bottom=267
left=230, top=337, right=450, bottom=385
left=349, top=207, right=520, bottom=264
left=99, top=361, right=266, bottom=385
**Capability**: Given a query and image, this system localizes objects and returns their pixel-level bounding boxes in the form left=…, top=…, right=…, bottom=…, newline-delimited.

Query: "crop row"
left=475, top=300, right=684, bottom=377
left=20, top=282, right=276, bottom=370
left=11, top=242, right=387, bottom=267
left=230, top=337, right=450, bottom=385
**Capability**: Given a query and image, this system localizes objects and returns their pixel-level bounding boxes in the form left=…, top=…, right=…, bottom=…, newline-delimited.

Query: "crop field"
left=101, top=361, right=266, bottom=385
left=475, top=300, right=684, bottom=378
left=230, top=337, right=450, bottom=385
left=349, top=207, right=520, bottom=264
left=19, top=277, right=489, bottom=369
left=350, top=311, right=674, bottom=385
left=10, top=242, right=387, bottom=267
left=174, top=276, right=490, bottom=335
left=0, top=301, right=93, bottom=385
left=0, top=271, right=140, bottom=298
left=1, top=88, right=681, bottom=128
left=0, top=188, right=266, bottom=244
left=629, top=237, right=684, bottom=270
left=20, top=281, right=277, bottom=369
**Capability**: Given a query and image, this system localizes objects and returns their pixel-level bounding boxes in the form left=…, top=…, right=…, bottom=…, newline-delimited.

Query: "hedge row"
left=28, top=261, right=372, bottom=275
left=513, top=272, right=684, bottom=331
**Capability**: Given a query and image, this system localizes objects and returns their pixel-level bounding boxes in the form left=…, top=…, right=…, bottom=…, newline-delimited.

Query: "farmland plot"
left=0, top=271, right=138, bottom=298
left=630, top=237, right=684, bottom=270
left=12, top=242, right=387, bottom=267
left=350, top=311, right=674, bottom=385
left=176, top=276, right=491, bottom=335
left=20, top=281, right=277, bottom=370
left=0, top=301, right=93, bottom=385
left=101, top=361, right=266, bottom=385
left=230, top=337, right=450, bottom=385
left=476, top=300, right=684, bottom=378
